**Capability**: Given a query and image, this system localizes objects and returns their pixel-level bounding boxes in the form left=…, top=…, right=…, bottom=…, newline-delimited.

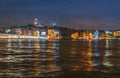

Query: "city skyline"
left=0, top=0, right=120, bottom=29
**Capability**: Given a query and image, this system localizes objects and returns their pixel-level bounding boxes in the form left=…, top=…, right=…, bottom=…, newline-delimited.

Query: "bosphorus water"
left=0, top=39, right=120, bottom=78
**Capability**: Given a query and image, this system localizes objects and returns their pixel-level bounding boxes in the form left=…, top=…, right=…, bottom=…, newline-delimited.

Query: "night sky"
left=0, top=0, right=120, bottom=29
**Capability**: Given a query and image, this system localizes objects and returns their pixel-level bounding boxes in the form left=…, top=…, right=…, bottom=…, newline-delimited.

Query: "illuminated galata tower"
left=34, top=18, right=38, bottom=25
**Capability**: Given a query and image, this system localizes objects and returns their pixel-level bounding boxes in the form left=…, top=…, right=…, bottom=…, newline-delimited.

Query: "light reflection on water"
left=0, top=39, right=120, bottom=78
left=0, top=39, right=61, bottom=78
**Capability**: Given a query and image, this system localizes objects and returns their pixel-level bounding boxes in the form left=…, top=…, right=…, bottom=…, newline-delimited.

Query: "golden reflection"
left=32, top=39, right=40, bottom=77
left=70, top=41, right=78, bottom=55
left=46, top=41, right=61, bottom=74
left=82, top=38, right=87, bottom=47
left=32, top=40, right=60, bottom=77
left=87, top=40, right=93, bottom=57
left=46, top=41, right=53, bottom=53
left=69, top=40, right=96, bottom=72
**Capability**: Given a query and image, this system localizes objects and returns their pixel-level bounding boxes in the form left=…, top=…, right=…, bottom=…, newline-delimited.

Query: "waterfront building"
left=71, top=32, right=79, bottom=39
left=113, top=30, right=120, bottom=38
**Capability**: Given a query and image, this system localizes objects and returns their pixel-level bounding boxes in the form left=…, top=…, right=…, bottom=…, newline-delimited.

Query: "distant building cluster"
left=0, top=18, right=61, bottom=39
left=0, top=18, right=120, bottom=40
left=71, top=29, right=120, bottom=39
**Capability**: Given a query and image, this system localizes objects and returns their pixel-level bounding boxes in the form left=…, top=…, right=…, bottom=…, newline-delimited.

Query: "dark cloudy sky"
left=0, top=0, right=120, bottom=29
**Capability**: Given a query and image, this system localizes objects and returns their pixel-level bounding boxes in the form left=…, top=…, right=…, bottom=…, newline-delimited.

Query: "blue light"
left=94, top=30, right=100, bottom=36
left=94, top=51, right=100, bottom=57
left=52, top=22, right=57, bottom=26
left=104, top=30, right=112, bottom=34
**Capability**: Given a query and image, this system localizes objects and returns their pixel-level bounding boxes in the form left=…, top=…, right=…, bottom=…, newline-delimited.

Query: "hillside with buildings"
left=0, top=18, right=120, bottom=40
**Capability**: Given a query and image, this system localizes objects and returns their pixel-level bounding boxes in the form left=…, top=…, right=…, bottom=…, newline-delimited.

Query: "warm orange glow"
left=89, top=32, right=93, bottom=39
left=83, top=32, right=87, bottom=39
left=33, top=30, right=39, bottom=36
left=48, top=29, right=57, bottom=40
left=71, top=32, right=79, bottom=39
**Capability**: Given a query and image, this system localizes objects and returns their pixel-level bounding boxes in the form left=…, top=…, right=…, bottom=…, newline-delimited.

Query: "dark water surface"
left=0, top=39, right=120, bottom=78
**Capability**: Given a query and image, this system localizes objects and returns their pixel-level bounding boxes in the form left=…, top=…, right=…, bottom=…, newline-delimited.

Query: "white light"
left=41, top=31, right=46, bottom=35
